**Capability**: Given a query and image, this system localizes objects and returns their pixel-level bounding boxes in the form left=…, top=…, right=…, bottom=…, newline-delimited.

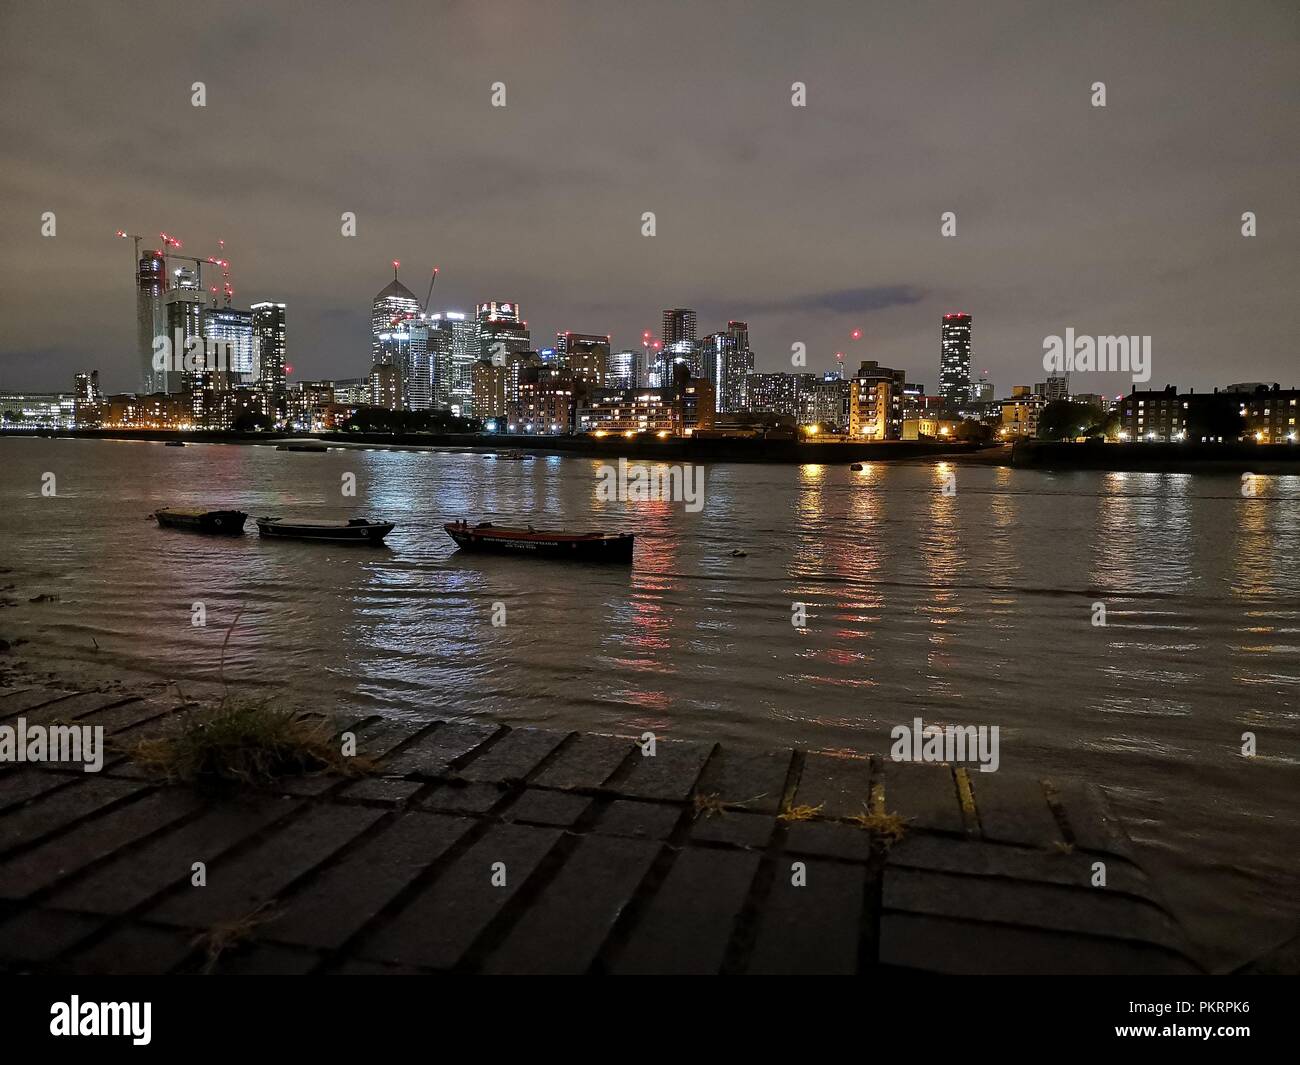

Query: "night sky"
left=2, top=0, right=1296, bottom=397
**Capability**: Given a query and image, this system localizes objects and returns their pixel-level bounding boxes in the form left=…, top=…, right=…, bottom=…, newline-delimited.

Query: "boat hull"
left=256, top=519, right=394, bottom=544
left=154, top=509, right=247, bottom=535
left=444, top=524, right=633, bottom=562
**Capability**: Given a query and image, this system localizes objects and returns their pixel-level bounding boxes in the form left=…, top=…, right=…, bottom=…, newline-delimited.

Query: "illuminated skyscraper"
left=163, top=267, right=204, bottom=396
left=659, top=308, right=698, bottom=384
left=940, top=313, right=972, bottom=412
left=204, top=306, right=257, bottom=385
left=372, top=263, right=421, bottom=362
left=430, top=312, right=482, bottom=414
left=136, top=251, right=167, bottom=394
left=251, top=302, right=287, bottom=392
left=607, top=349, right=642, bottom=389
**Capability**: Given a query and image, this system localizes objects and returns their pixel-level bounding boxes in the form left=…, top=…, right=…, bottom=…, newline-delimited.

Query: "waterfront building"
left=556, top=332, right=609, bottom=386
left=0, top=392, right=76, bottom=429
left=73, top=372, right=102, bottom=428
left=286, top=380, right=337, bottom=430
left=745, top=372, right=812, bottom=420
left=428, top=312, right=482, bottom=415
left=477, top=301, right=530, bottom=371
left=510, top=368, right=578, bottom=434
left=801, top=373, right=852, bottom=430
left=1117, top=385, right=1300, bottom=444
left=1235, top=384, right=1299, bottom=442
left=999, top=393, right=1047, bottom=439
left=332, top=377, right=369, bottom=406
left=251, top=302, right=287, bottom=393
left=607, top=349, right=642, bottom=389
left=939, top=313, right=972, bottom=413
left=849, top=360, right=907, bottom=439
left=576, top=376, right=715, bottom=436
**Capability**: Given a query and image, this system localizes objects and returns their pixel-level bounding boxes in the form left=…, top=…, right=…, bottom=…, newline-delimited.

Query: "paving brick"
left=882, top=868, right=1187, bottom=951
left=594, top=800, right=682, bottom=840
left=878, top=761, right=965, bottom=833
left=147, top=804, right=385, bottom=929
left=267, top=811, right=472, bottom=950
left=416, top=781, right=505, bottom=815
left=689, top=811, right=775, bottom=849
left=0, top=769, right=72, bottom=813
left=0, top=908, right=103, bottom=965
left=80, top=698, right=178, bottom=735
left=791, top=752, right=874, bottom=819
left=0, top=789, right=203, bottom=899
left=693, top=746, right=792, bottom=814
left=530, top=733, right=632, bottom=790
left=0, top=777, right=149, bottom=855
left=483, top=834, right=660, bottom=974
left=747, top=858, right=865, bottom=974
left=63, top=923, right=195, bottom=975
left=612, top=739, right=714, bottom=801
left=19, top=692, right=132, bottom=726
left=382, top=722, right=500, bottom=778
left=504, top=788, right=591, bottom=828
left=886, top=834, right=1156, bottom=900
left=613, top=847, right=759, bottom=974
left=49, top=799, right=297, bottom=915
left=879, top=912, right=1199, bottom=974
left=337, top=777, right=423, bottom=805
left=274, top=775, right=342, bottom=797
left=1051, top=780, right=1135, bottom=859
left=0, top=688, right=77, bottom=719
left=456, top=727, right=569, bottom=783
left=359, top=822, right=562, bottom=970
left=348, top=718, right=432, bottom=761
left=784, top=820, right=874, bottom=862
left=967, top=773, right=1062, bottom=847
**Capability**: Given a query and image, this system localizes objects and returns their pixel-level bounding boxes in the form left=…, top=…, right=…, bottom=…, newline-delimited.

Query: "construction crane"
left=423, top=266, right=439, bottom=313
left=155, top=232, right=210, bottom=296
left=206, top=238, right=233, bottom=306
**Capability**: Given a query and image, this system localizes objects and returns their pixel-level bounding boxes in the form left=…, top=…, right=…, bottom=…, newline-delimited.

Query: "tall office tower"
left=74, top=370, right=102, bottom=405
left=251, top=302, right=287, bottom=392
left=1044, top=373, right=1069, bottom=402
left=203, top=306, right=257, bottom=385
left=607, top=350, right=642, bottom=389
left=396, top=322, right=432, bottom=410
left=477, top=301, right=530, bottom=366
left=939, top=313, right=972, bottom=413
left=660, top=308, right=698, bottom=383
left=163, top=267, right=205, bottom=396
left=556, top=332, right=610, bottom=386
left=372, top=264, right=422, bottom=362
left=137, top=251, right=167, bottom=394
left=430, top=311, right=483, bottom=415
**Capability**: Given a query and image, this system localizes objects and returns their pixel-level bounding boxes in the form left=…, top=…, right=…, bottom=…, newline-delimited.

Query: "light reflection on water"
left=0, top=437, right=1297, bottom=968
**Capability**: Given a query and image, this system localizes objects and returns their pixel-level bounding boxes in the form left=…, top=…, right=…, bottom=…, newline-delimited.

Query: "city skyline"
left=2, top=2, right=1297, bottom=397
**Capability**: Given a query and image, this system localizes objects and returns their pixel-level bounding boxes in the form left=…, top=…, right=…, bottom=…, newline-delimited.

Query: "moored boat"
left=164, top=440, right=186, bottom=447
left=154, top=508, right=247, bottom=534
left=276, top=440, right=328, bottom=452
left=255, top=516, right=394, bottom=544
left=444, top=520, right=633, bottom=562
left=492, top=449, right=532, bottom=460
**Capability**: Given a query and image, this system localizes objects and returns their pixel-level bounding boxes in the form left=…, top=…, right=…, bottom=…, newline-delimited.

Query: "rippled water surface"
left=1, top=437, right=1297, bottom=968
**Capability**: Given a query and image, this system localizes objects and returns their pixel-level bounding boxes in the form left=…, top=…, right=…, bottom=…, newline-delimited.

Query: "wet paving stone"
left=266, top=811, right=472, bottom=951
left=357, top=822, right=563, bottom=971
left=791, top=752, right=874, bottom=819
left=455, top=727, right=570, bottom=784
left=382, top=722, right=501, bottom=779
left=689, top=811, right=776, bottom=849
left=877, top=761, right=965, bottom=833
left=612, top=847, right=760, bottom=975
left=747, top=858, right=866, bottom=974
left=692, top=746, right=792, bottom=814
left=530, top=733, right=634, bottom=791
left=612, top=739, right=714, bottom=801
left=482, top=834, right=661, bottom=974
left=502, top=788, right=591, bottom=828
left=594, top=799, right=682, bottom=840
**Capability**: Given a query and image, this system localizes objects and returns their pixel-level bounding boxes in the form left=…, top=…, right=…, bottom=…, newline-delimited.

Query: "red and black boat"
left=444, top=520, right=634, bottom=562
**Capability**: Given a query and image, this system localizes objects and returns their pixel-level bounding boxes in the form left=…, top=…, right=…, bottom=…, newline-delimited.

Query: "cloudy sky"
left=1, top=0, right=1296, bottom=397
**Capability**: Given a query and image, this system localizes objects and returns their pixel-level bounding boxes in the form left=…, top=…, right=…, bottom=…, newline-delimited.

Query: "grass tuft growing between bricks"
left=127, top=699, right=376, bottom=788
left=850, top=809, right=908, bottom=846
left=777, top=802, right=824, bottom=823
left=192, top=901, right=281, bottom=973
